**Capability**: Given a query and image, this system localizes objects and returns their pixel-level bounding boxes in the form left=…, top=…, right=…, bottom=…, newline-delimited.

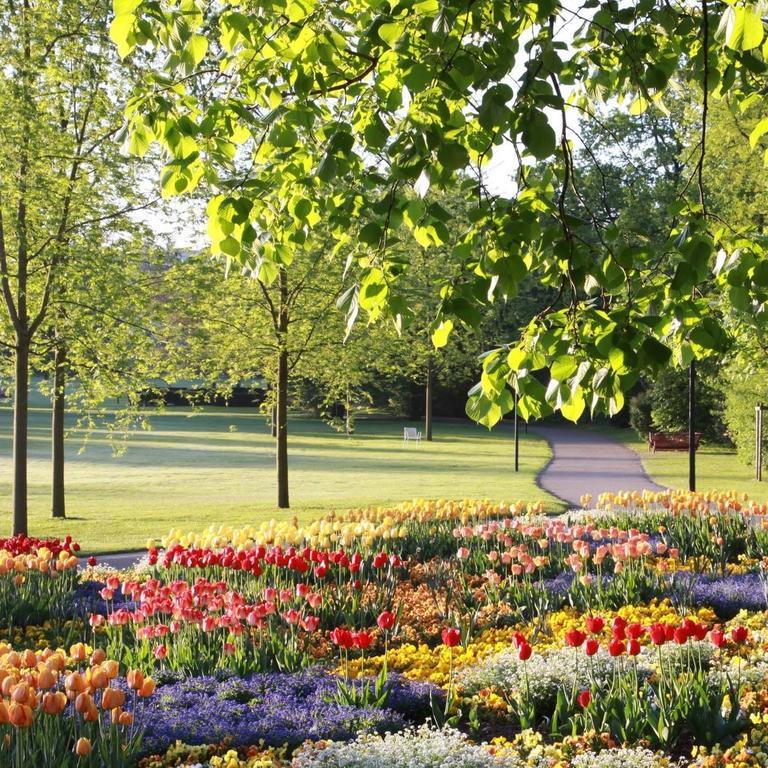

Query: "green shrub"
left=722, top=365, right=768, bottom=469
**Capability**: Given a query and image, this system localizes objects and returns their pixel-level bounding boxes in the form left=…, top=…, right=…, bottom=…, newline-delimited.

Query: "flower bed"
left=11, top=493, right=768, bottom=766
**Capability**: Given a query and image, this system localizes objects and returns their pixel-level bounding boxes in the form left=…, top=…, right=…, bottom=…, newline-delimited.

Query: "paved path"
left=85, top=427, right=662, bottom=569
left=532, top=426, right=665, bottom=507
left=82, top=551, right=146, bottom=571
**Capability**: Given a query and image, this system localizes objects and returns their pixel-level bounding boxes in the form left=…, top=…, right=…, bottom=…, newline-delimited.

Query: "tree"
left=0, top=0, right=151, bottom=533
left=161, top=246, right=345, bottom=508
left=114, top=0, right=768, bottom=432
left=39, top=228, right=166, bottom=518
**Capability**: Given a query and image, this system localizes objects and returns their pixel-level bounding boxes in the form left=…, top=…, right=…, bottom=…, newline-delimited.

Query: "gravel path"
left=532, top=426, right=665, bottom=507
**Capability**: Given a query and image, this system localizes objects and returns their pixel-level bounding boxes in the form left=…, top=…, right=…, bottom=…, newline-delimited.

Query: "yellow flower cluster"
left=139, top=741, right=287, bottom=768
left=0, top=548, right=78, bottom=574
left=595, top=489, right=761, bottom=516
left=489, top=730, right=677, bottom=767
left=547, top=600, right=717, bottom=647
left=0, top=620, right=84, bottom=650
left=344, top=626, right=522, bottom=686
left=692, top=714, right=768, bottom=767
left=156, top=499, right=541, bottom=552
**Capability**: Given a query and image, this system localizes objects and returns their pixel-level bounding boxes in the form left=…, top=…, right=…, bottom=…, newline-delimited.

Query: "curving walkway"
left=532, top=426, right=665, bottom=508
left=86, top=427, right=662, bottom=567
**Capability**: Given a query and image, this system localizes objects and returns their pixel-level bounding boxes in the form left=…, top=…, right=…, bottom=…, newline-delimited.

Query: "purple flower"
left=137, top=668, right=438, bottom=755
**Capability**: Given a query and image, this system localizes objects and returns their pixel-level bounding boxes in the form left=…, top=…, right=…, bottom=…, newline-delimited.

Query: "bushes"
left=629, top=365, right=727, bottom=443
left=722, top=364, right=768, bottom=470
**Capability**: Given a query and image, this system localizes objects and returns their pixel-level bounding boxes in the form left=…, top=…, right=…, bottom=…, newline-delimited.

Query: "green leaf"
left=728, top=5, right=764, bottom=51
left=750, top=117, right=768, bottom=148
left=358, top=222, right=382, bottom=246
left=113, top=0, right=141, bottom=14
left=109, top=12, right=136, bottom=58
left=550, top=355, right=576, bottom=381
left=378, top=22, right=403, bottom=48
left=431, top=319, right=453, bottom=348
left=188, top=34, right=209, bottom=66
left=561, top=387, right=585, bottom=422
left=521, top=111, right=556, bottom=160
left=437, top=142, right=469, bottom=170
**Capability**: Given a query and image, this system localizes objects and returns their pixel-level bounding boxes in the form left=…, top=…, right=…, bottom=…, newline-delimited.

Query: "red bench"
left=648, top=431, right=702, bottom=453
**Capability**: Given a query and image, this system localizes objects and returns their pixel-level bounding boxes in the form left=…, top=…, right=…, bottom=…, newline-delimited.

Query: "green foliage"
left=722, top=362, right=768, bottom=469
left=112, top=0, right=768, bottom=426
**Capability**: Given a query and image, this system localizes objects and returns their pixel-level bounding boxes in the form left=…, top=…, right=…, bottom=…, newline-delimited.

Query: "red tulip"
left=353, top=630, right=374, bottom=650
left=372, top=552, right=388, bottom=568
left=628, top=638, right=641, bottom=656
left=517, top=642, right=532, bottom=661
left=377, top=611, right=396, bottom=631
left=87, top=556, right=97, bottom=567
left=673, top=626, right=689, bottom=645
left=441, top=627, right=461, bottom=648
left=626, top=622, right=644, bottom=640
left=585, top=638, right=599, bottom=656
left=649, top=623, right=667, bottom=646
left=577, top=689, right=591, bottom=708
left=608, top=638, right=625, bottom=657
left=585, top=616, right=604, bottom=635
left=732, top=626, right=748, bottom=644
left=331, top=628, right=354, bottom=649
left=565, top=629, right=586, bottom=648
left=710, top=628, right=726, bottom=648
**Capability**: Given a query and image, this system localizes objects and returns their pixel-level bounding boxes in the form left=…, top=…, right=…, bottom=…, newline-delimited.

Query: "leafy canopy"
left=111, top=0, right=768, bottom=425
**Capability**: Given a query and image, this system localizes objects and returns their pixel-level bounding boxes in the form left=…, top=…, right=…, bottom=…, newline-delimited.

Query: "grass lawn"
left=612, top=428, right=768, bottom=499
left=0, top=406, right=558, bottom=553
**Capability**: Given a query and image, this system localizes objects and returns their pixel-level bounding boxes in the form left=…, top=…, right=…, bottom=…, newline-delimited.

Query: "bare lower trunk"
left=276, top=269, right=289, bottom=508
left=51, top=339, right=66, bottom=519
left=12, top=337, right=29, bottom=535
left=425, top=357, right=434, bottom=441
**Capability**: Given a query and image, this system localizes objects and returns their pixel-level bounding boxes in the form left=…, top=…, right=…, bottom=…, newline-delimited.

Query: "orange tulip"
left=20, top=650, right=37, bottom=669
left=91, top=648, right=106, bottom=665
left=74, top=738, right=92, bottom=756
left=0, top=702, right=8, bottom=725
left=65, top=672, right=87, bottom=693
left=138, top=677, right=155, bottom=697
left=118, top=710, right=134, bottom=726
left=101, top=687, right=125, bottom=710
left=102, top=660, right=119, bottom=679
left=89, top=667, right=108, bottom=689
left=42, top=691, right=67, bottom=715
left=8, top=702, right=33, bottom=727
left=69, top=643, right=87, bottom=662
left=37, top=668, right=56, bottom=690
left=126, top=669, right=143, bottom=690
left=75, top=692, right=94, bottom=714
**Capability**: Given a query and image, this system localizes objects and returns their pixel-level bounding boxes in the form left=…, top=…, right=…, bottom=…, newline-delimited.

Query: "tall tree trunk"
left=12, top=336, right=29, bottom=535
left=51, top=336, right=66, bottom=519
left=276, top=269, right=289, bottom=508
left=425, top=356, right=434, bottom=441
left=271, top=403, right=277, bottom=438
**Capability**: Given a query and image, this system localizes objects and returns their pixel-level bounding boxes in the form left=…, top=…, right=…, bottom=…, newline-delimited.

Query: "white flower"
left=292, top=724, right=534, bottom=767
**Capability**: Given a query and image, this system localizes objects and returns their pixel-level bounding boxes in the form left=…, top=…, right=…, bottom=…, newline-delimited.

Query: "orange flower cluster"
left=0, top=642, right=153, bottom=759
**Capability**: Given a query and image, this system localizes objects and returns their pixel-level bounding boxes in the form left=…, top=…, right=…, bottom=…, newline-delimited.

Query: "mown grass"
left=612, top=428, right=768, bottom=500
left=0, top=406, right=559, bottom=553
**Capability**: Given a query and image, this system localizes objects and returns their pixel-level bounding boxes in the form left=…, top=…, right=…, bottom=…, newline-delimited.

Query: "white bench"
left=403, top=427, right=422, bottom=443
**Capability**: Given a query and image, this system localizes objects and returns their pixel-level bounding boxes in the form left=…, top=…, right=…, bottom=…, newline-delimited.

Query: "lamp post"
left=514, top=391, right=519, bottom=472
left=688, top=361, right=696, bottom=492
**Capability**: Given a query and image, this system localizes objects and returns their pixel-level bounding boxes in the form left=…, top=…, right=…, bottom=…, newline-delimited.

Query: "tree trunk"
left=270, top=403, right=277, bottom=438
left=276, top=269, right=289, bottom=508
left=425, top=357, right=434, bottom=441
left=12, top=337, right=29, bottom=535
left=51, top=337, right=66, bottom=519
